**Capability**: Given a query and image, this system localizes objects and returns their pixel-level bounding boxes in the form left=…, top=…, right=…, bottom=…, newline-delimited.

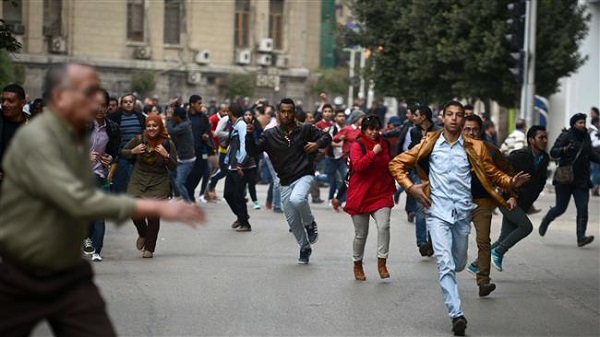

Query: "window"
left=234, top=0, right=250, bottom=48
left=3, top=0, right=22, bottom=25
left=127, top=0, right=145, bottom=42
left=269, top=0, right=283, bottom=50
left=163, top=0, right=182, bottom=45
left=43, top=0, right=62, bottom=36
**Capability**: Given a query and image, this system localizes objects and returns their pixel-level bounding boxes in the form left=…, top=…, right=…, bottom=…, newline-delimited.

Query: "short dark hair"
left=295, top=110, right=307, bottom=122
left=526, top=125, right=546, bottom=142
left=335, top=108, right=346, bottom=116
left=189, top=94, right=202, bottom=105
left=229, top=104, right=243, bottom=118
left=464, top=114, right=483, bottom=130
left=361, top=114, right=382, bottom=132
left=121, top=92, right=135, bottom=101
left=43, top=63, right=69, bottom=104
left=464, top=104, right=474, bottom=110
left=109, top=96, right=118, bottom=104
left=415, top=105, right=433, bottom=122
left=516, top=119, right=526, bottom=130
left=2, top=83, right=25, bottom=100
left=322, top=103, right=333, bottom=111
left=442, top=100, right=464, bottom=114
left=592, top=117, right=599, bottom=125
left=591, top=107, right=599, bottom=116
left=278, top=98, right=296, bottom=113
left=98, top=88, right=109, bottom=105
left=483, top=120, right=495, bottom=130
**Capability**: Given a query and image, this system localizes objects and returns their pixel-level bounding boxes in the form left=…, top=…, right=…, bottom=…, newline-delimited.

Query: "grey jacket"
left=166, top=118, right=196, bottom=161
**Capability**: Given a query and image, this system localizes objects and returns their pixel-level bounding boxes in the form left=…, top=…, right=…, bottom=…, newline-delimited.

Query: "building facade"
left=2, top=0, right=324, bottom=103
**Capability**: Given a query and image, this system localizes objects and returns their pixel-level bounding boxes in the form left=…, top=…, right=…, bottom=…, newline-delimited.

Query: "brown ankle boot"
left=378, top=258, right=390, bottom=279
left=354, top=260, right=366, bottom=281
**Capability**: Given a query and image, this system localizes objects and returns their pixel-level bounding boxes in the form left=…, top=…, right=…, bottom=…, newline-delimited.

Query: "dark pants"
left=224, top=170, right=251, bottom=227
left=493, top=205, right=533, bottom=255
left=543, top=184, right=590, bottom=240
left=111, top=157, right=133, bottom=194
left=199, top=155, right=212, bottom=196
left=186, top=150, right=208, bottom=201
left=0, top=258, right=116, bottom=337
left=132, top=217, right=161, bottom=253
left=208, top=152, right=228, bottom=191
left=89, top=175, right=110, bottom=254
left=242, top=167, right=258, bottom=202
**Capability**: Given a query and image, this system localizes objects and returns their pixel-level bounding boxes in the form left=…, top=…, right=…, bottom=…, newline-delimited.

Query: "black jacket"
left=508, top=148, right=549, bottom=211
left=88, top=119, right=121, bottom=162
left=408, top=123, right=442, bottom=149
left=550, top=128, right=600, bottom=188
left=107, top=109, right=145, bottom=129
left=246, top=123, right=331, bottom=186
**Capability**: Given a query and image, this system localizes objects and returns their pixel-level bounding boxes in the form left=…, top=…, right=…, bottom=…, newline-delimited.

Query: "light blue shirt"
left=427, top=134, right=474, bottom=222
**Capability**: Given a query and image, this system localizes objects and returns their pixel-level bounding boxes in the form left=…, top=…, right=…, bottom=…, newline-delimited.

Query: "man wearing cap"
left=166, top=107, right=196, bottom=202
left=539, top=113, right=600, bottom=247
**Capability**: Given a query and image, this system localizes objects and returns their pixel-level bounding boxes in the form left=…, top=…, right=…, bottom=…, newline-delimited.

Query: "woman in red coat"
left=345, top=115, right=396, bottom=281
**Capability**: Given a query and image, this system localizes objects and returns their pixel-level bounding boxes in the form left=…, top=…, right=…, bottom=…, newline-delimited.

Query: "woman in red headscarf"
left=121, top=113, right=178, bottom=258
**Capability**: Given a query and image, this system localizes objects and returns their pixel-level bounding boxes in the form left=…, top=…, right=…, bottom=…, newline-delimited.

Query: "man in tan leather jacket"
left=389, top=101, right=529, bottom=336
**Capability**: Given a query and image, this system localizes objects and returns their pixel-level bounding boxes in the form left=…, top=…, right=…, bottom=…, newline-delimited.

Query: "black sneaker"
left=539, top=217, right=550, bottom=236
left=82, top=238, right=95, bottom=255
left=235, top=225, right=252, bottom=232
left=478, top=283, right=496, bottom=297
left=577, top=236, right=594, bottom=247
left=298, top=246, right=312, bottom=264
left=306, top=221, right=319, bottom=244
left=452, top=316, right=468, bottom=336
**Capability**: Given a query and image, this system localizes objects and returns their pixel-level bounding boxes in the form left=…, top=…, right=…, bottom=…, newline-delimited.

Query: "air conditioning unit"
left=8, top=23, right=25, bottom=35
left=275, top=55, right=289, bottom=68
left=194, top=49, right=211, bottom=65
left=258, top=38, right=273, bottom=53
left=49, top=36, right=67, bottom=54
left=257, top=54, right=272, bottom=67
left=236, top=49, right=251, bottom=65
left=187, top=71, right=201, bottom=85
left=134, top=46, right=151, bottom=60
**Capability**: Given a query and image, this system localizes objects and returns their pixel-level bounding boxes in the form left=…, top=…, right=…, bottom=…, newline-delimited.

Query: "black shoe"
left=235, top=225, right=252, bottom=232
left=407, top=211, right=416, bottom=223
left=539, top=217, right=550, bottom=237
left=298, top=246, right=312, bottom=264
left=418, top=242, right=433, bottom=257
left=273, top=207, right=284, bottom=213
left=306, top=221, right=319, bottom=244
left=312, top=198, right=324, bottom=204
left=478, top=283, right=496, bottom=297
left=577, top=236, right=594, bottom=247
left=452, top=316, right=468, bottom=336
left=231, top=220, right=241, bottom=229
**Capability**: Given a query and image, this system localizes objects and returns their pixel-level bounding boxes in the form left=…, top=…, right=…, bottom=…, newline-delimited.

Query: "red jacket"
left=344, top=135, right=396, bottom=215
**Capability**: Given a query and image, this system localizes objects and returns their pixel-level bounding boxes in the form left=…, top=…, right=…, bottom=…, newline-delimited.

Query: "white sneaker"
left=91, top=253, right=102, bottom=261
left=198, top=195, right=207, bottom=203
left=328, top=199, right=332, bottom=207
left=253, top=201, right=261, bottom=210
left=82, top=238, right=95, bottom=255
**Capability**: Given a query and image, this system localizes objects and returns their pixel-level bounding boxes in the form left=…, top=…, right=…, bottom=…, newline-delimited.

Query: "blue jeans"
left=186, top=150, right=208, bottom=200
left=591, top=162, right=600, bottom=185
left=112, top=157, right=133, bottom=194
left=209, top=152, right=228, bottom=191
left=264, top=156, right=281, bottom=209
left=411, top=174, right=428, bottom=245
left=90, top=175, right=110, bottom=254
left=325, top=157, right=347, bottom=200
left=427, top=214, right=471, bottom=319
left=173, top=161, right=194, bottom=202
left=280, top=175, right=315, bottom=250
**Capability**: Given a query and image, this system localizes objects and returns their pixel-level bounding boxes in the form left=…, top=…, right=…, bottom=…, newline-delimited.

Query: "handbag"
left=554, top=145, right=583, bottom=184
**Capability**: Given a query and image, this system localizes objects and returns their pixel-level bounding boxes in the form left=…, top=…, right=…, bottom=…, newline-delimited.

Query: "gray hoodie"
left=166, top=118, right=196, bottom=161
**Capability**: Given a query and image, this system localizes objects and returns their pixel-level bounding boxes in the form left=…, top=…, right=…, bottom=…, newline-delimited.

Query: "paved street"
left=33, top=184, right=599, bottom=336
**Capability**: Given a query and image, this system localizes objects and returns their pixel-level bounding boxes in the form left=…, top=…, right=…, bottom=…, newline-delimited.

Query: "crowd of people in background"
left=1, top=69, right=600, bottom=336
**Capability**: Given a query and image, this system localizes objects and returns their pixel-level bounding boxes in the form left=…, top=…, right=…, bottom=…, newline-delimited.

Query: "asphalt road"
left=33, top=184, right=599, bottom=336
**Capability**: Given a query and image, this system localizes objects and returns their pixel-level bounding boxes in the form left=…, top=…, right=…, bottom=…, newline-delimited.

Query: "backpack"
left=344, top=140, right=367, bottom=187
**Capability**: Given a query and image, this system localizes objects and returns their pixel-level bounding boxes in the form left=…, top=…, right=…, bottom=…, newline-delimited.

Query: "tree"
left=130, top=71, right=156, bottom=97
left=353, top=0, right=590, bottom=107
left=0, top=18, right=22, bottom=53
left=310, top=67, right=349, bottom=98
left=224, top=73, right=255, bottom=99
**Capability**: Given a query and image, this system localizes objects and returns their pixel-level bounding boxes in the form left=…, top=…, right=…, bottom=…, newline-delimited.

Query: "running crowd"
left=1, top=63, right=599, bottom=337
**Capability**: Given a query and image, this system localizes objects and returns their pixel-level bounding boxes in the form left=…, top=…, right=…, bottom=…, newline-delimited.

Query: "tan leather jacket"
left=389, top=130, right=513, bottom=207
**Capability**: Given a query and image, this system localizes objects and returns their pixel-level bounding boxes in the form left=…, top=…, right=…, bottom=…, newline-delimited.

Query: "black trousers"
left=186, top=150, right=208, bottom=201
left=0, top=257, right=116, bottom=337
left=224, top=170, right=251, bottom=227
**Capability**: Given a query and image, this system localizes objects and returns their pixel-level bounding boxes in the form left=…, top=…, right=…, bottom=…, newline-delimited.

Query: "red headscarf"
left=144, top=113, right=169, bottom=149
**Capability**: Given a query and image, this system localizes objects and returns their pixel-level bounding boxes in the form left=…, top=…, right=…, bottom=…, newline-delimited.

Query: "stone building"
left=2, top=0, right=326, bottom=104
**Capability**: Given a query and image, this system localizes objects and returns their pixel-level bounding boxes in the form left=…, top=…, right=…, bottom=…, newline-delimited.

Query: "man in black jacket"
left=107, top=93, right=145, bottom=193
left=246, top=98, right=331, bottom=264
left=489, top=125, right=549, bottom=271
left=0, top=84, right=29, bottom=187
left=539, top=113, right=600, bottom=247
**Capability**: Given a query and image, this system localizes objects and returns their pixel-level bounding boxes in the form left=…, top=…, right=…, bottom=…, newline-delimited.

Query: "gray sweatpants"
left=351, top=207, right=391, bottom=261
